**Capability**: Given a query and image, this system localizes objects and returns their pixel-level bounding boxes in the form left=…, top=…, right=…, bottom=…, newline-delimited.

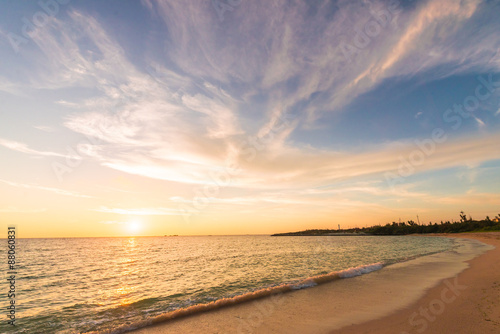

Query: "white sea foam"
left=338, top=262, right=384, bottom=278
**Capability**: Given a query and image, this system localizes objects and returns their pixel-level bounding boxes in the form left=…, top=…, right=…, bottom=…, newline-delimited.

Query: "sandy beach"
left=331, top=232, right=500, bottom=334
left=130, top=233, right=499, bottom=334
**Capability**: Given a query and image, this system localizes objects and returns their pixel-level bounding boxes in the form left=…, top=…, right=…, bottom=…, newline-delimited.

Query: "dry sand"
left=131, top=232, right=499, bottom=334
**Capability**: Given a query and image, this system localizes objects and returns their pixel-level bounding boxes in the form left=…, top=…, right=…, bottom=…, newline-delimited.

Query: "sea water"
left=1, top=235, right=456, bottom=333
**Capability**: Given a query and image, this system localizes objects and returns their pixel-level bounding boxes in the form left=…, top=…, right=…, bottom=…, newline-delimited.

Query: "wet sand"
left=130, top=233, right=498, bottom=334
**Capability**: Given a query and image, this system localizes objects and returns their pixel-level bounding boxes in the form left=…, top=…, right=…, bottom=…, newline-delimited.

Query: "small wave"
left=338, top=262, right=384, bottom=278
left=83, top=262, right=384, bottom=334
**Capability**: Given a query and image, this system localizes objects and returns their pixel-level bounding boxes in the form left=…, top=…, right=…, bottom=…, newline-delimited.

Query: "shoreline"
left=126, top=232, right=498, bottom=334
left=330, top=232, right=500, bottom=334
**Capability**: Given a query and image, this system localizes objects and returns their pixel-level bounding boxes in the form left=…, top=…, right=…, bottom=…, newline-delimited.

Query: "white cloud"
left=473, top=115, right=486, bottom=128
left=181, top=92, right=242, bottom=139
left=0, top=179, right=93, bottom=198
left=33, top=125, right=55, bottom=132
left=55, top=100, right=81, bottom=108
left=67, top=123, right=500, bottom=191
left=0, top=76, right=26, bottom=96
left=0, top=138, right=71, bottom=158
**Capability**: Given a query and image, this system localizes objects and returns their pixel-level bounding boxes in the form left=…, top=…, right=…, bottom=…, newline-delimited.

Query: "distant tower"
left=338, top=224, right=340, bottom=230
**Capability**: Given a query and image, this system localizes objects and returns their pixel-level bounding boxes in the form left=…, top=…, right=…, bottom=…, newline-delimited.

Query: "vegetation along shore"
left=272, top=212, right=500, bottom=236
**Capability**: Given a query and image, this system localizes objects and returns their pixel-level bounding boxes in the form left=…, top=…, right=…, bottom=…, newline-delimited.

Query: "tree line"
left=367, top=211, right=500, bottom=235
left=272, top=212, right=500, bottom=236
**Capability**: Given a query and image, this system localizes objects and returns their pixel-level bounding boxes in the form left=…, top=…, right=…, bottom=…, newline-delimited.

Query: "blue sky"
left=0, top=0, right=499, bottom=236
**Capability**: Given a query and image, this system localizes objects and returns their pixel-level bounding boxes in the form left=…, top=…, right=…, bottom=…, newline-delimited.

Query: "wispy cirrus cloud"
left=33, top=125, right=55, bottom=132
left=0, top=138, right=68, bottom=158
left=0, top=179, right=93, bottom=198
left=146, top=0, right=500, bottom=122
left=363, top=0, right=481, bottom=81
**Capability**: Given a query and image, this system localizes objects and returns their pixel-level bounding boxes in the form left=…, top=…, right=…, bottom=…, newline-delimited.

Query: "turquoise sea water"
left=1, top=235, right=455, bottom=333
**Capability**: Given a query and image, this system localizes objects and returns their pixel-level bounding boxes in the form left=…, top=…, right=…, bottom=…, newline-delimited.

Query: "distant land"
left=272, top=212, right=500, bottom=236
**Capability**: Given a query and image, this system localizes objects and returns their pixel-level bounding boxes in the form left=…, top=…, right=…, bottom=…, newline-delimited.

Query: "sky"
left=0, top=0, right=499, bottom=237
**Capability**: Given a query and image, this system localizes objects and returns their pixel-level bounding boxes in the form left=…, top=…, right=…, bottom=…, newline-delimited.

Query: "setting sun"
left=126, top=221, right=142, bottom=235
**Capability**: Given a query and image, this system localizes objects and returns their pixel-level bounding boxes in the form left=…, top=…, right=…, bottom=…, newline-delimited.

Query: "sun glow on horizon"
left=126, top=220, right=142, bottom=235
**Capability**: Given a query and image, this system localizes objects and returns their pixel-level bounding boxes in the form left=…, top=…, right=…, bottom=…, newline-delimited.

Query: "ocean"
left=2, top=235, right=457, bottom=333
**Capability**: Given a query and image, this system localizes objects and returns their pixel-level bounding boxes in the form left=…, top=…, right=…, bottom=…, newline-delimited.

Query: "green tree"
left=459, top=211, right=467, bottom=223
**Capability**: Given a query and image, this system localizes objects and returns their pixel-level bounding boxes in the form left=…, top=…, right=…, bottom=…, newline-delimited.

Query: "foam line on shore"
left=84, top=262, right=384, bottom=334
